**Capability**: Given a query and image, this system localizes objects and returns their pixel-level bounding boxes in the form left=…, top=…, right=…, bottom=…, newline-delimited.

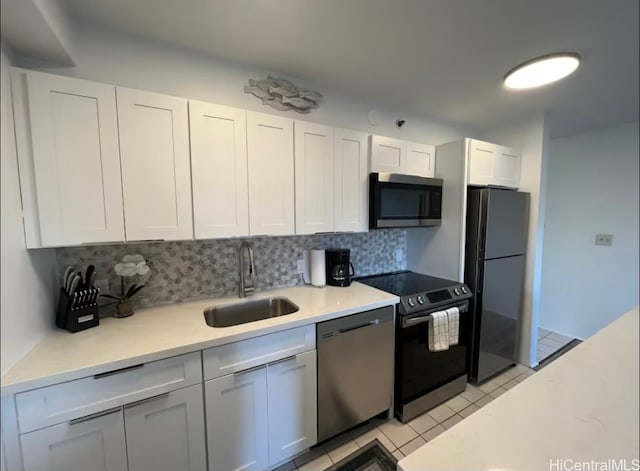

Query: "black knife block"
left=56, top=288, right=100, bottom=333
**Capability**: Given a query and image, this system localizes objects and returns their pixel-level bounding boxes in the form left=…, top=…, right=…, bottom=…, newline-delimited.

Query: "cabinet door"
left=294, top=121, right=334, bottom=234
left=369, top=135, right=406, bottom=173
left=190, top=101, right=249, bottom=238
left=246, top=111, right=295, bottom=236
left=205, top=367, right=268, bottom=471
left=124, top=384, right=206, bottom=471
left=117, top=87, right=193, bottom=241
left=267, top=351, right=317, bottom=467
left=334, top=128, right=368, bottom=232
left=20, top=408, right=127, bottom=471
left=405, top=141, right=435, bottom=177
left=494, top=145, right=521, bottom=189
left=467, top=139, right=497, bottom=186
left=25, top=71, right=124, bottom=246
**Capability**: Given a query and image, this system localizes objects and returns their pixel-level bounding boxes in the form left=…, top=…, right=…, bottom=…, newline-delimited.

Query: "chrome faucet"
left=238, top=241, right=256, bottom=298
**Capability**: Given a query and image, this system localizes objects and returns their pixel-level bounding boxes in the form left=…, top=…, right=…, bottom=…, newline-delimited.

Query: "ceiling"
left=11, top=0, right=640, bottom=138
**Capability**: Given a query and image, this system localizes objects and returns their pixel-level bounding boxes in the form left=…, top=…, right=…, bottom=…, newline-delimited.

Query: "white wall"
left=16, top=22, right=477, bottom=145
left=485, top=114, right=549, bottom=367
left=0, top=46, right=58, bottom=375
left=3, top=24, right=476, bottom=372
left=539, top=121, right=639, bottom=340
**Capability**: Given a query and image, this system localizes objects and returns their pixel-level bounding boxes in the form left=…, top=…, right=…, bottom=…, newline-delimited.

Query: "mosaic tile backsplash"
left=56, top=230, right=406, bottom=312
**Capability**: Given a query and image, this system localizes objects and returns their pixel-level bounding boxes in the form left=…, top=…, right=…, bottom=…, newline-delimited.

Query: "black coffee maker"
left=325, top=249, right=355, bottom=287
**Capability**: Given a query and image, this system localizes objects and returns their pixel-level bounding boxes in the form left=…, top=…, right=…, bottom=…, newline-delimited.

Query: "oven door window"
left=396, top=318, right=468, bottom=404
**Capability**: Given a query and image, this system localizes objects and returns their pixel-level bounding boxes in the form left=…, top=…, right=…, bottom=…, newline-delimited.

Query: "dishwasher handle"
left=339, top=319, right=379, bottom=334
left=317, top=306, right=394, bottom=341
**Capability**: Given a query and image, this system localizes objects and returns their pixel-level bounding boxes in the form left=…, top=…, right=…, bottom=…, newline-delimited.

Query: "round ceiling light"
left=504, top=53, right=580, bottom=90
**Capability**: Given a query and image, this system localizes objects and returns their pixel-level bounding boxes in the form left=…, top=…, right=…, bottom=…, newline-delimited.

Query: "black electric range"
left=357, top=271, right=471, bottom=315
left=358, top=271, right=473, bottom=423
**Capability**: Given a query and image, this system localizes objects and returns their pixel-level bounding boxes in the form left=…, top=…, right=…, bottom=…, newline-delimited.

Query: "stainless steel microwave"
left=369, top=173, right=443, bottom=229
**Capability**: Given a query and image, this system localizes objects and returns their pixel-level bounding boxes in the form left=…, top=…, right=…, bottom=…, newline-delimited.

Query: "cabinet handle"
left=69, top=406, right=121, bottom=425
left=268, top=355, right=296, bottom=366
left=234, top=364, right=264, bottom=376
left=257, top=123, right=284, bottom=130
left=125, top=392, right=170, bottom=409
left=93, top=363, right=143, bottom=379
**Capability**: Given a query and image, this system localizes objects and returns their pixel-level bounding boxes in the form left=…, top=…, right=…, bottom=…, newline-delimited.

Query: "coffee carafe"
left=325, top=249, right=355, bottom=287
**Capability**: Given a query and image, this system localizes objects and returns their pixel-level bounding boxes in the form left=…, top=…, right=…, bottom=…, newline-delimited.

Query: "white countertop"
left=1, top=282, right=398, bottom=396
left=399, top=307, right=640, bottom=471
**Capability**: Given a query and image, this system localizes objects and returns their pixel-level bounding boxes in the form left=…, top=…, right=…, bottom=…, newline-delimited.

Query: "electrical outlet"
left=94, top=279, right=110, bottom=294
left=296, top=259, right=305, bottom=274
left=595, top=234, right=613, bottom=246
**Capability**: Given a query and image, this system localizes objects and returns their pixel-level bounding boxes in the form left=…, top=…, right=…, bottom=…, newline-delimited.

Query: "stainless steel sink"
left=203, top=297, right=300, bottom=328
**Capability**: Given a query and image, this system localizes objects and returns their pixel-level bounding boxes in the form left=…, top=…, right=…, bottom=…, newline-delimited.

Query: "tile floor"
left=281, top=363, right=537, bottom=471
left=537, top=327, right=575, bottom=363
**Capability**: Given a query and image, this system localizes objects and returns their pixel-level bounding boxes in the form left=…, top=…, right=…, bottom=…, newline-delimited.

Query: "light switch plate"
left=595, top=234, right=613, bottom=246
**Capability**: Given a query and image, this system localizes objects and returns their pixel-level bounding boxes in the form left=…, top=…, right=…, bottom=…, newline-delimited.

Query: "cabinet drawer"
left=203, top=325, right=315, bottom=380
left=15, top=352, right=202, bottom=434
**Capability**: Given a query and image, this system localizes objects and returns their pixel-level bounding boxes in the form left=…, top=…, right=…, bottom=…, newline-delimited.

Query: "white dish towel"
left=428, top=310, right=450, bottom=352
left=446, top=306, right=460, bottom=346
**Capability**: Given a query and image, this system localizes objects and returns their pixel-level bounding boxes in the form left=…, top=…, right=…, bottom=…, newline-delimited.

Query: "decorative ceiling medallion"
left=244, top=76, right=323, bottom=113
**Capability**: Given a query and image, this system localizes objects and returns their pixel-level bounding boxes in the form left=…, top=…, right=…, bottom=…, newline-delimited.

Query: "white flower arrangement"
left=103, top=254, right=152, bottom=306
left=114, top=254, right=151, bottom=277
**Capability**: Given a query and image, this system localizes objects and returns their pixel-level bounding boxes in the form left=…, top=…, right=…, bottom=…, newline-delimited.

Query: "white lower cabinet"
left=17, top=384, right=206, bottom=471
left=20, top=407, right=128, bottom=471
left=205, top=350, right=318, bottom=471
left=205, top=366, right=269, bottom=471
left=124, top=384, right=207, bottom=471
left=267, top=351, right=317, bottom=467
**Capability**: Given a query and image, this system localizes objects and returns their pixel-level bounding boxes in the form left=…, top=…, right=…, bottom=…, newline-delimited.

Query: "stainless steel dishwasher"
left=317, top=306, right=395, bottom=442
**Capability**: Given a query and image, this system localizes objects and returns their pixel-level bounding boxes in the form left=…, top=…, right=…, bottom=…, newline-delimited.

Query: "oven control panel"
left=399, top=284, right=472, bottom=315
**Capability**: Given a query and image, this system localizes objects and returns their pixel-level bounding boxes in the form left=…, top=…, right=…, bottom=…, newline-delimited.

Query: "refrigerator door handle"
left=476, top=261, right=484, bottom=294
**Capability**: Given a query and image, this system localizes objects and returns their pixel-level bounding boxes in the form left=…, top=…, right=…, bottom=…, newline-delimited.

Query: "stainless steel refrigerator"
left=464, top=188, right=529, bottom=383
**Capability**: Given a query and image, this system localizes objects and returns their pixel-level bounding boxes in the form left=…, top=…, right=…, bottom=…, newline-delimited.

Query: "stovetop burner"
left=356, top=271, right=457, bottom=296
left=357, top=271, right=472, bottom=315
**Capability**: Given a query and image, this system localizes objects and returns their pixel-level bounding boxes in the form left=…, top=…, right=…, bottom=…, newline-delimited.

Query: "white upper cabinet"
left=369, top=135, right=406, bottom=173
left=494, top=145, right=521, bottom=189
left=14, top=70, right=125, bottom=247
left=334, top=129, right=368, bottom=232
left=189, top=101, right=249, bottom=239
left=117, top=87, right=193, bottom=241
left=406, top=141, right=436, bottom=177
left=294, top=120, right=335, bottom=234
left=467, top=138, right=521, bottom=189
left=370, top=135, right=435, bottom=177
left=246, top=111, right=295, bottom=236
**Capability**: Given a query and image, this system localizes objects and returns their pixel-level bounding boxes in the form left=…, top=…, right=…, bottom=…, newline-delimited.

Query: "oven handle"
left=402, top=303, right=468, bottom=329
